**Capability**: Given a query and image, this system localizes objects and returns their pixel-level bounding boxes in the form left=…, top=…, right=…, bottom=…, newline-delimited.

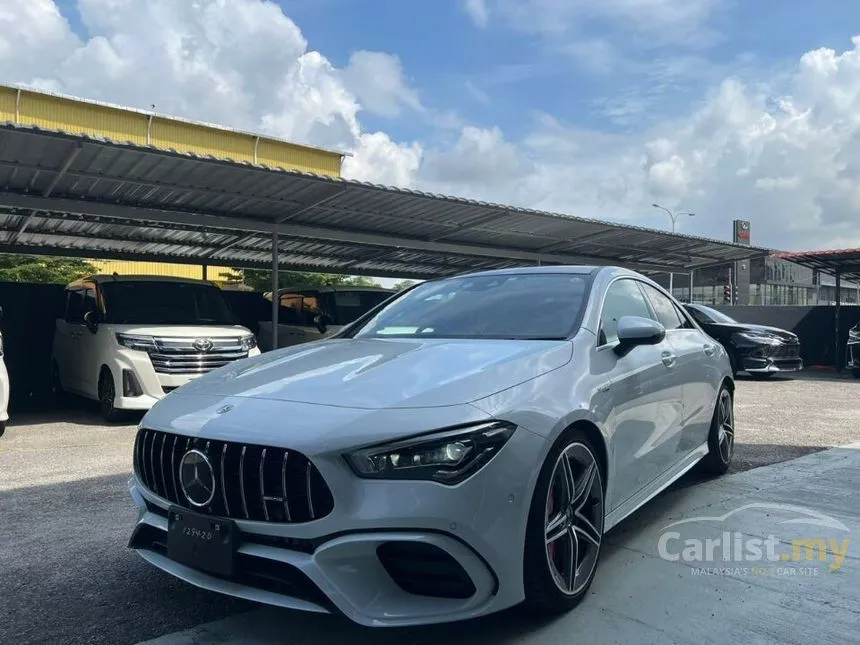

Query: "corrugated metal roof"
left=0, top=122, right=769, bottom=279
left=772, top=248, right=860, bottom=281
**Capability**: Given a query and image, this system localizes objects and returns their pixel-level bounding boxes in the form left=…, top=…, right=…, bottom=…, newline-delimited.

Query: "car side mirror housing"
left=614, top=316, right=666, bottom=357
left=314, top=313, right=333, bottom=334
left=83, top=310, right=102, bottom=334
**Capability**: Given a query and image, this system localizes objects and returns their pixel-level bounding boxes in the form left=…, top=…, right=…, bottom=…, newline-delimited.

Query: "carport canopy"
left=0, top=122, right=770, bottom=348
left=0, top=122, right=769, bottom=279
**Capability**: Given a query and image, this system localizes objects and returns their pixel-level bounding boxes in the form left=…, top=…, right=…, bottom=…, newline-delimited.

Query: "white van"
left=257, top=285, right=395, bottom=351
left=51, top=275, right=260, bottom=421
left=0, top=308, right=8, bottom=438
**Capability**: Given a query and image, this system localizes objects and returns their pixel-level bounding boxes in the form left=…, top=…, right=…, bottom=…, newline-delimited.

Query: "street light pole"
left=652, top=203, right=695, bottom=297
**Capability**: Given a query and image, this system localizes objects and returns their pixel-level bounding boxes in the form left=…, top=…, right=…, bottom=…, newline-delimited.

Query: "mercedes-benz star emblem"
left=193, top=338, right=214, bottom=352
left=178, top=449, right=216, bottom=508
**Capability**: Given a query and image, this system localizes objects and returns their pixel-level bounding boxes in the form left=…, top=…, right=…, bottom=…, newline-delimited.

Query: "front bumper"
left=127, top=424, right=545, bottom=627
left=846, top=340, right=860, bottom=370
left=739, top=342, right=803, bottom=374
left=110, top=347, right=261, bottom=411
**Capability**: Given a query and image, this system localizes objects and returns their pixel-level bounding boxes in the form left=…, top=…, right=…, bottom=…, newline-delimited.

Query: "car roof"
left=67, top=274, right=219, bottom=288
left=274, top=285, right=396, bottom=294
left=449, top=265, right=636, bottom=280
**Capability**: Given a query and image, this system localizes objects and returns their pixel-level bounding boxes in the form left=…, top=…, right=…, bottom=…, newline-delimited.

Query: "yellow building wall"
left=87, top=260, right=239, bottom=284
left=0, top=84, right=343, bottom=176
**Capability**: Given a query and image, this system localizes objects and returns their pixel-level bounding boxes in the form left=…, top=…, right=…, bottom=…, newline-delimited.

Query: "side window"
left=277, top=293, right=302, bottom=325
left=598, top=279, right=655, bottom=345
left=65, top=289, right=85, bottom=324
left=299, top=292, right=322, bottom=326
left=82, top=287, right=97, bottom=315
left=639, top=283, right=685, bottom=331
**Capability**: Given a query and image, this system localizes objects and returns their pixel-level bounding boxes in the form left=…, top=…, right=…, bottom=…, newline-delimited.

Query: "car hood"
left=707, top=322, right=797, bottom=342
left=174, top=337, right=573, bottom=409
left=108, top=323, right=252, bottom=337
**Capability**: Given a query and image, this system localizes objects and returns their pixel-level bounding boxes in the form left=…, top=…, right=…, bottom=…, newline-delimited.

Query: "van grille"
left=149, top=337, right=248, bottom=375
left=133, top=428, right=335, bottom=524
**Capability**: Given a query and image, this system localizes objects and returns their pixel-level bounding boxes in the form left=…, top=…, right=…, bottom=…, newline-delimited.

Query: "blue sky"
left=274, top=0, right=859, bottom=143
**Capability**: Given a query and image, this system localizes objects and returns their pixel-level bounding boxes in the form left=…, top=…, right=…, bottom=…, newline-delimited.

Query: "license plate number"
left=166, top=506, right=237, bottom=578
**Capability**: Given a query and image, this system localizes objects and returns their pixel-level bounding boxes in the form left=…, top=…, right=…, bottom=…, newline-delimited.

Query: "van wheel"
left=98, top=369, right=124, bottom=423
left=50, top=361, right=70, bottom=408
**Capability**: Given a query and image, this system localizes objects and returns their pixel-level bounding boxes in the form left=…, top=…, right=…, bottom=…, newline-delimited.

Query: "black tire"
left=699, top=385, right=735, bottom=476
left=0, top=422, right=5, bottom=438
left=98, top=368, right=125, bottom=423
left=50, top=361, right=70, bottom=408
left=852, top=368, right=860, bottom=380
left=523, top=429, right=605, bottom=614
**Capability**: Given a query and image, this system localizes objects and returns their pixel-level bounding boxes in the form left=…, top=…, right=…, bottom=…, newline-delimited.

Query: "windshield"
left=330, top=290, right=395, bottom=325
left=687, top=304, right=737, bottom=325
left=349, top=272, right=591, bottom=340
left=100, top=281, right=236, bottom=325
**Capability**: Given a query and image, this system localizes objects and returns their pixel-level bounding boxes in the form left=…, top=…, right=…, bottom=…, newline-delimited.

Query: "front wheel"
left=523, top=430, right=605, bottom=614
left=699, top=386, right=735, bottom=476
left=98, top=369, right=124, bottom=423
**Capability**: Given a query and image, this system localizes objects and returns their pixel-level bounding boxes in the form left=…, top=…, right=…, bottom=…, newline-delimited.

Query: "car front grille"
left=768, top=343, right=800, bottom=359
left=149, top=337, right=248, bottom=375
left=133, top=428, right=335, bottom=524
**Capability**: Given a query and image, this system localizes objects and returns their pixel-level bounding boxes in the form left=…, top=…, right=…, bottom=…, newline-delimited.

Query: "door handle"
left=703, top=344, right=716, bottom=356
left=661, top=351, right=676, bottom=367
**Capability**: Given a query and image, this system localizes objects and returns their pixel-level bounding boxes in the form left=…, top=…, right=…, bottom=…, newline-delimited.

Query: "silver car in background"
left=127, top=265, right=735, bottom=627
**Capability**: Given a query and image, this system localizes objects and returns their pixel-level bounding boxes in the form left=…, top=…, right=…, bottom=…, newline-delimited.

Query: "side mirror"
left=314, top=313, right=333, bottom=334
left=614, top=315, right=665, bottom=357
left=83, top=310, right=102, bottom=334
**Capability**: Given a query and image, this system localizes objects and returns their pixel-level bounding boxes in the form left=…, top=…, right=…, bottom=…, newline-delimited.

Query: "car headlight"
left=344, top=421, right=516, bottom=485
left=734, top=331, right=781, bottom=344
left=116, top=333, right=157, bottom=351
left=240, top=334, right=257, bottom=351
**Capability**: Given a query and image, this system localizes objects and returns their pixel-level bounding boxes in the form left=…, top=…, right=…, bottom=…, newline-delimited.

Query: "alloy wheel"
left=717, top=389, right=734, bottom=464
left=544, top=442, right=604, bottom=596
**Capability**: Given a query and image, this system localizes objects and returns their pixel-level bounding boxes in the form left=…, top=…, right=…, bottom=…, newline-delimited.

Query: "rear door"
left=76, top=283, right=101, bottom=397
left=639, top=282, right=717, bottom=457
left=591, top=277, right=684, bottom=509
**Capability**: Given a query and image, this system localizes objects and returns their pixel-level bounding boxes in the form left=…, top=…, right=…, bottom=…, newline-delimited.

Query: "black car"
left=846, top=322, right=860, bottom=378
left=683, top=303, right=803, bottom=378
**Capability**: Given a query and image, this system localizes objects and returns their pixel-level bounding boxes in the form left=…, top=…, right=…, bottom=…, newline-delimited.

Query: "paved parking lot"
left=1, top=373, right=859, bottom=645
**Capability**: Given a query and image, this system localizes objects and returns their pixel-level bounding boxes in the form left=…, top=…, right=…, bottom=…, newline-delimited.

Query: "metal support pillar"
left=271, top=231, right=279, bottom=351
left=835, top=271, right=841, bottom=371
left=689, top=271, right=694, bottom=303
left=202, top=264, right=208, bottom=280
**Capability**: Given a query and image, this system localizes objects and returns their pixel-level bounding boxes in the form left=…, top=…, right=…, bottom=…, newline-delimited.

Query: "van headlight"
left=116, top=333, right=157, bottom=352
left=344, top=421, right=516, bottom=485
left=240, top=335, right=257, bottom=351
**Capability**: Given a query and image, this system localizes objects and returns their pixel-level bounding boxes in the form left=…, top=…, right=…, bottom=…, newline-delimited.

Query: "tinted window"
left=639, top=283, right=685, bottom=331
left=686, top=304, right=737, bottom=325
left=65, top=289, right=84, bottom=324
left=599, top=279, right=654, bottom=345
left=278, top=293, right=302, bottom=325
left=329, top=290, right=394, bottom=325
left=349, top=273, right=590, bottom=340
left=83, top=287, right=97, bottom=315
left=100, top=282, right=235, bottom=325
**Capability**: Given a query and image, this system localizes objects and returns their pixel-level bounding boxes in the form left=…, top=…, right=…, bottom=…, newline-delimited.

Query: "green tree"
left=0, top=254, right=97, bottom=284
left=392, top=279, right=417, bottom=291
left=220, top=268, right=382, bottom=292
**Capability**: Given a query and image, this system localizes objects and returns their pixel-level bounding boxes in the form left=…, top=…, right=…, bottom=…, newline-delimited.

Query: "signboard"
left=733, top=219, right=751, bottom=245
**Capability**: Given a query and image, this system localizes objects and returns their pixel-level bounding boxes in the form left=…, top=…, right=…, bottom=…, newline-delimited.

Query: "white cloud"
left=3, top=1, right=860, bottom=252
left=339, top=50, right=422, bottom=118
left=0, top=0, right=421, bottom=186
left=463, top=0, right=489, bottom=28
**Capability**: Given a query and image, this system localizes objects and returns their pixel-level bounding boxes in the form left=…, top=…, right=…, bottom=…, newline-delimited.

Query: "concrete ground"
left=1, top=372, right=858, bottom=645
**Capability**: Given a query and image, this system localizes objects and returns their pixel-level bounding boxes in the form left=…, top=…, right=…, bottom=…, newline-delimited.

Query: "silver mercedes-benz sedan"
left=127, top=265, right=735, bottom=627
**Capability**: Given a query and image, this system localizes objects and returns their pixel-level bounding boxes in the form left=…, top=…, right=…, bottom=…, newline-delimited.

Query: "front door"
left=591, top=277, right=685, bottom=510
